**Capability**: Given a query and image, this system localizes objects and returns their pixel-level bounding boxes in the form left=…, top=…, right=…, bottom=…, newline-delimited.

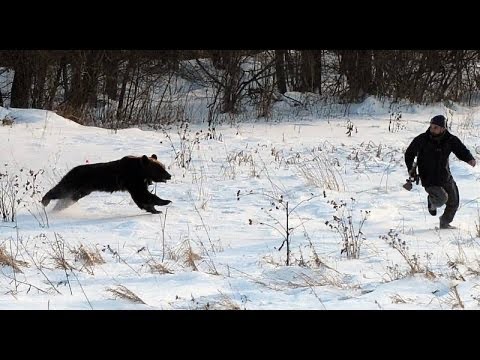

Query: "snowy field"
left=1, top=97, right=480, bottom=309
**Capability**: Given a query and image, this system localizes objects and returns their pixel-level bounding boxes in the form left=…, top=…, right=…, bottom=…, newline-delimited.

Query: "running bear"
left=41, top=154, right=171, bottom=214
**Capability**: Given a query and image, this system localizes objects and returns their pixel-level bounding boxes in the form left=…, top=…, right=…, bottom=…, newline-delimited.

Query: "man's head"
left=429, top=115, right=446, bottom=136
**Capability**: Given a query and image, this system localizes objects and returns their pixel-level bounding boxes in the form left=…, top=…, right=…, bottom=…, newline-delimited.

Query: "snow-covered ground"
left=1, top=97, right=480, bottom=309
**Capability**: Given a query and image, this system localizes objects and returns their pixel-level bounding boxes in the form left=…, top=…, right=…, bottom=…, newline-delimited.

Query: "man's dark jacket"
left=405, top=129, right=474, bottom=187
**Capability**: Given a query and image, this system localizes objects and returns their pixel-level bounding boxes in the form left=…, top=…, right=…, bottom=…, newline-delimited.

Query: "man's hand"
left=468, top=159, right=476, bottom=167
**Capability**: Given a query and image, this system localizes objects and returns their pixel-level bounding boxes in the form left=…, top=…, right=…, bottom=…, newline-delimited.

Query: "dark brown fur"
left=41, top=154, right=171, bottom=214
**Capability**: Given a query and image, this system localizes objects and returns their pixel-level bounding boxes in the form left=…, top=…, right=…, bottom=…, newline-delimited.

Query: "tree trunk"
left=69, top=51, right=84, bottom=109
left=313, top=50, right=322, bottom=95
left=275, top=50, right=287, bottom=94
left=221, top=51, right=242, bottom=113
left=104, top=51, right=119, bottom=101
left=10, top=51, right=33, bottom=108
left=300, top=50, right=314, bottom=92
left=339, top=50, right=372, bottom=101
left=285, top=51, right=296, bottom=90
left=46, top=60, right=63, bottom=110
left=117, top=56, right=136, bottom=121
left=82, top=50, right=103, bottom=107
left=31, top=51, right=48, bottom=109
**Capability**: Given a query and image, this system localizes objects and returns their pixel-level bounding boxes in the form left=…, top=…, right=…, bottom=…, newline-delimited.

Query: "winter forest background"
left=2, top=50, right=480, bottom=127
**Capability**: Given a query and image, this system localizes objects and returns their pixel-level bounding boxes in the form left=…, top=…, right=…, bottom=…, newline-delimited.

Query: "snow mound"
left=0, top=107, right=82, bottom=129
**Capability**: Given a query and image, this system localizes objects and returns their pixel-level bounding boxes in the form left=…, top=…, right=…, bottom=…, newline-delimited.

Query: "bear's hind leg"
left=51, top=190, right=91, bottom=212
left=52, top=197, right=76, bottom=211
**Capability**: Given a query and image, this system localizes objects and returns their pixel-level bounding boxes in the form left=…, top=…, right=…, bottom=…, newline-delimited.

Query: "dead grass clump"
left=165, top=239, right=202, bottom=270
left=106, top=285, right=146, bottom=304
left=72, top=245, right=105, bottom=267
left=147, top=260, right=173, bottom=274
left=184, top=246, right=202, bottom=271
left=0, top=246, right=29, bottom=273
left=1, top=118, right=14, bottom=126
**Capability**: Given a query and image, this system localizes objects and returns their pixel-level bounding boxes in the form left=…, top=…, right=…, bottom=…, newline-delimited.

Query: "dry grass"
left=184, top=246, right=202, bottom=271
left=147, top=260, right=173, bottom=274
left=217, top=292, right=242, bottom=310
left=449, top=285, right=465, bottom=309
left=296, top=154, right=344, bottom=191
left=72, top=245, right=105, bottom=267
left=190, top=291, right=242, bottom=310
left=475, top=209, right=480, bottom=238
left=52, top=253, right=73, bottom=271
left=106, top=285, right=146, bottom=304
left=208, top=291, right=241, bottom=310
left=1, top=118, right=14, bottom=126
left=165, top=238, right=202, bottom=270
left=0, top=246, right=29, bottom=273
left=390, top=293, right=414, bottom=304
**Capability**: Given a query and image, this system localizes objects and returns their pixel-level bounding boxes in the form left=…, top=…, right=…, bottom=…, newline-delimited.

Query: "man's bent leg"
left=425, top=186, right=448, bottom=215
left=439, top=180, right=459, bottom=226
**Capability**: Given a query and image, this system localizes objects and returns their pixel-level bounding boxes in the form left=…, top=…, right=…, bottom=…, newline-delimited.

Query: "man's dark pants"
left=425, top=179, right=459, bottom=226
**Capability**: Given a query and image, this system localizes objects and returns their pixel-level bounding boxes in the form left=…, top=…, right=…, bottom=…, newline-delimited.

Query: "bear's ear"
left=142, top=155, right=149, bottom=164
left=151, top=154, right=157, bottom=160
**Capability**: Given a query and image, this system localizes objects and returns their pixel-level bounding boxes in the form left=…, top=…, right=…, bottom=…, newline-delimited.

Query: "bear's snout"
left=154, top=172, right=171, bottom=183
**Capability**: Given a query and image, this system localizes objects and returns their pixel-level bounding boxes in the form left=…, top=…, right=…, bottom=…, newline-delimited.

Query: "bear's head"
left=142, top=154, right=171, bottom=183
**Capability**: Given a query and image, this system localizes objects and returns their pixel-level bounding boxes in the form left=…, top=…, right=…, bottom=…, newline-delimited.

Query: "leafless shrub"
left=381, top=230, right=420, bottom=273
left=325, top=198, right=369, bottom=259
left=240, top=190, right=320, bottom=266
left=0, top=166, right=45, bottom=223
left=163, top=120, right=195, bottom=171
left=381, top=230, right=435, bottom=279
left=0, top=167, right=20, bottom=222
left=388, top=110, right=407, bottom=133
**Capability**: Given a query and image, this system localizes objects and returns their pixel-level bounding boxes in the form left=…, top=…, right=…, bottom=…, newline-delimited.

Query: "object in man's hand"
left=403, top=179, right=413, bottom=191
